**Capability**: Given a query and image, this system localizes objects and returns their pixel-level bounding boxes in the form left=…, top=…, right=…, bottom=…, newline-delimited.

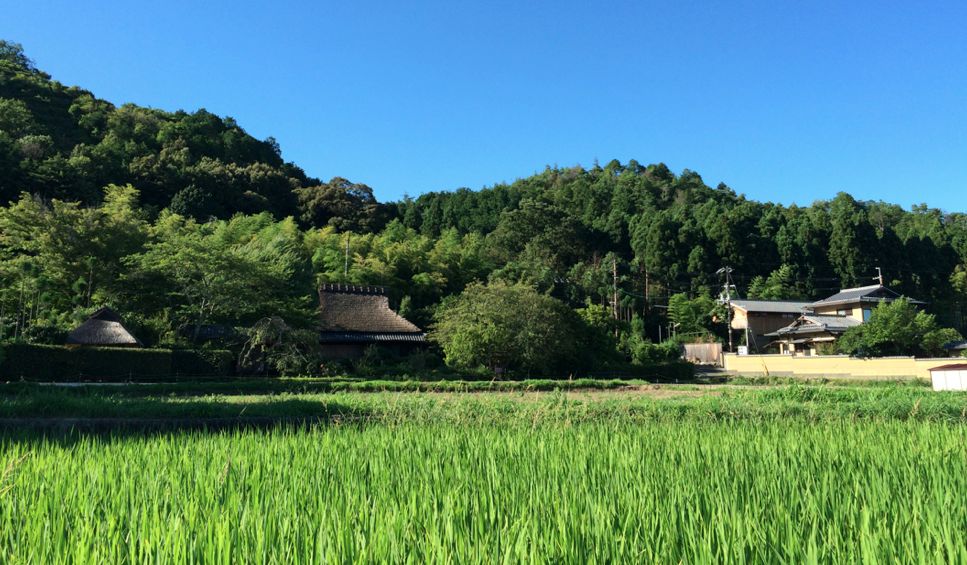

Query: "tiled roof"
left=319, top=332, right=426, bottom=342
left=804, top=314, right=863, bottom=330
left=942, top=340, right=967, bottom=350
left=810, top=285, right=918, bottom=307
left=318, top=285, right=422, bottom=334
left=730, top=299, right=812, bottom=314
left=768, top=314, right=862, bottom=337
left=930, top=363, right=967, bottom=371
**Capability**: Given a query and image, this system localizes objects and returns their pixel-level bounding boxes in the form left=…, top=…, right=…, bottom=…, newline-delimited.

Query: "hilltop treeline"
left=1, top=40, right=966, bottom=363
left=0, top=41, right=389, bottom=231
left=397, top=162, right=967, bottom=323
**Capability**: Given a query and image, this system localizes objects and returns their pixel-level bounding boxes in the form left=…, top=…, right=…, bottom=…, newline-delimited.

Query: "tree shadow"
left=0, top=392, right=376, bottom=442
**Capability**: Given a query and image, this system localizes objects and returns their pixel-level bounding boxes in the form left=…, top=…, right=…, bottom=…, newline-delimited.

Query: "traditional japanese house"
left=317, top=284, right=425, bottom=358
left=729, top=299, right=812, bottom=353
left=766, top=284, right=922, bottom=355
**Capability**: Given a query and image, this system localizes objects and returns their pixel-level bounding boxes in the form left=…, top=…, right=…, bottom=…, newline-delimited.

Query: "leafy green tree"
left=0, top=98, right=38, bottom=138
left=486, top=198, right=586, bottom=270
left=296, top=177, right=381, bottom=231
left=617, top=313, right=679, bottom=364
left=828, top=193, right=876, bottom=284
left=631, top=210, right=692, bottom=283
left=239, top=316, right=326, bottom=376
left=668, top=293, right=721, bottom=338
left=0, top=185, right=148, bottom=314
left=747, top=265, right=806, bottom=300
left=123, top=212, right=313, bottom=343
left=431, top=281, right=582, bottom=374
left=0, top=40, right=36, bottom=72
left=950, top=265, right=967, bottom=327
left=837, top=298, right=962, bottom=357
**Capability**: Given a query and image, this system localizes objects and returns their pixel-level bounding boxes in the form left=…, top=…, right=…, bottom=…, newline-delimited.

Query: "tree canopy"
left=836, top=298, right=962, bottom=358
left=1, top=40, right=965, bottom=366
left=430, top=281, right=587, bottom=374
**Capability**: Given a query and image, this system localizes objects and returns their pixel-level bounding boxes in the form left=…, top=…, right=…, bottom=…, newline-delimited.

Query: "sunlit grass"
left=1, top=410, right=967, bottom=563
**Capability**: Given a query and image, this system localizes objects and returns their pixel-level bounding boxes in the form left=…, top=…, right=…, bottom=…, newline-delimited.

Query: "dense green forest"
left=1, top=40, right=965, bottom=372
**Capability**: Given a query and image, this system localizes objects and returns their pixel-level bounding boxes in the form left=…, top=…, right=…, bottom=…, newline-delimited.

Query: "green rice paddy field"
left=1, top=385, right=967, bottom=564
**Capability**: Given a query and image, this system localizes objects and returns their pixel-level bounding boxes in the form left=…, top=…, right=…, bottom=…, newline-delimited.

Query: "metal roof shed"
left=928, top=364, right=967, bottom=391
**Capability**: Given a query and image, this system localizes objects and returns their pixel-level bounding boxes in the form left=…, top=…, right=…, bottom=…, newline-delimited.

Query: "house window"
left=863, top=309, right=872, bottom=322
left=837, top=309, right=849, bottom=316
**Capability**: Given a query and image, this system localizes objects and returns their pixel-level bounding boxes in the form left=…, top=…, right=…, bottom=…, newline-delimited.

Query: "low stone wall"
left=722, top=353, right=954, bottom=380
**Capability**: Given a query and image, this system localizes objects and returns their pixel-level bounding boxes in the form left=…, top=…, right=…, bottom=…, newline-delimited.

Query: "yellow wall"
left=723, top=354, right=952, bottom=380
left=811, top=304, right=868, bottom=319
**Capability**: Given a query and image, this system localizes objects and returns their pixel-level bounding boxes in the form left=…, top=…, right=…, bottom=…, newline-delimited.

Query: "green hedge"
left=171, top=350, right=234, bottom=377
left=643, top=360, right=695, bottom=382
left=589, top=361, right=695, bottom=382
left=0, top=344, right=233, bottom=382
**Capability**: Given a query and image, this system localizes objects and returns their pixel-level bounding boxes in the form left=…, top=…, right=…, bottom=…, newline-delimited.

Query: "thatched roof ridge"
left=318, top=286, right=422, bottom=334
left=89, top=307, right=123, bottom=322
left=318, top=284, right=389, bottom=295
left=65, top=307, right=143, bottom=347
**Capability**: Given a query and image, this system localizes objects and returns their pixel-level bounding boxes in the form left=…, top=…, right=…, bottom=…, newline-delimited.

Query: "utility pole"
left=613, top=260, right=618, bottom=337
left=645, top=269, right=650, bottom=315
left=344, top=233, right=350, bottom=276
left=716, top=266, right=735, bottom=353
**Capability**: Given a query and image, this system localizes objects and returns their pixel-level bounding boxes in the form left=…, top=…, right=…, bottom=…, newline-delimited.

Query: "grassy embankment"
left=0, top=381, right=963, bottom=422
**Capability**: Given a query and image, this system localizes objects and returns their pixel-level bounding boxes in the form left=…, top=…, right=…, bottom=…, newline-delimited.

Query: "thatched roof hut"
left=65, top=307, right=143, bottom=348
left=318, top=284, right=424, bottom=358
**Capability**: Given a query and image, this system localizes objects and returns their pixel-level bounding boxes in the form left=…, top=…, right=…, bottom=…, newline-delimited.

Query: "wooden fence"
left=682, top=343, right=723, bottom=365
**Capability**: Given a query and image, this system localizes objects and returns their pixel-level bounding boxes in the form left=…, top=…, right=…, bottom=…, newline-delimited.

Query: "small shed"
left=941, top=340, right=967, bottom=357
left=928, top=364, right=967, bottom=391
left=65, top=307, right=143, bottom=348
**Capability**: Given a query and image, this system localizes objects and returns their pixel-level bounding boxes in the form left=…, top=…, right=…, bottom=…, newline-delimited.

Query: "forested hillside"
left=2, top=39, right=966, bottom=369
left=0, top=40, right=387, bottom=230
left=396, top=162, right=967, bottom=325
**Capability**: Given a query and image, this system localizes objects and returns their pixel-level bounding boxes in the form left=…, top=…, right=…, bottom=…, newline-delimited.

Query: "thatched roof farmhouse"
left=65, top=307, right=143, bottom=348
left=317, top=284, right=425, bottom=358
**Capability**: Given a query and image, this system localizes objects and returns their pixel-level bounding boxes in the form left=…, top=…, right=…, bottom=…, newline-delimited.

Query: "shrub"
left=432, top=281, right=584, bottom=374
left=21, top=324, right=69, bottom=345
left=630, top=339, right=680, bottom=364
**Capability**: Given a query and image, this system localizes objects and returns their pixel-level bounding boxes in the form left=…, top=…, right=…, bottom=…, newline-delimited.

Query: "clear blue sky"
left=5, top=0, right=966, bottom=211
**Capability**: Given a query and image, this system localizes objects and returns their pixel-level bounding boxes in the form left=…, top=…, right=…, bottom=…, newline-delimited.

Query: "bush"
left=630, top=339, right=680, bottom=364
left=21, top=324, right=69, bottom=345
left=405, top=351, right=444, bottom=372
left=432, top=281, right=587, bottom=374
